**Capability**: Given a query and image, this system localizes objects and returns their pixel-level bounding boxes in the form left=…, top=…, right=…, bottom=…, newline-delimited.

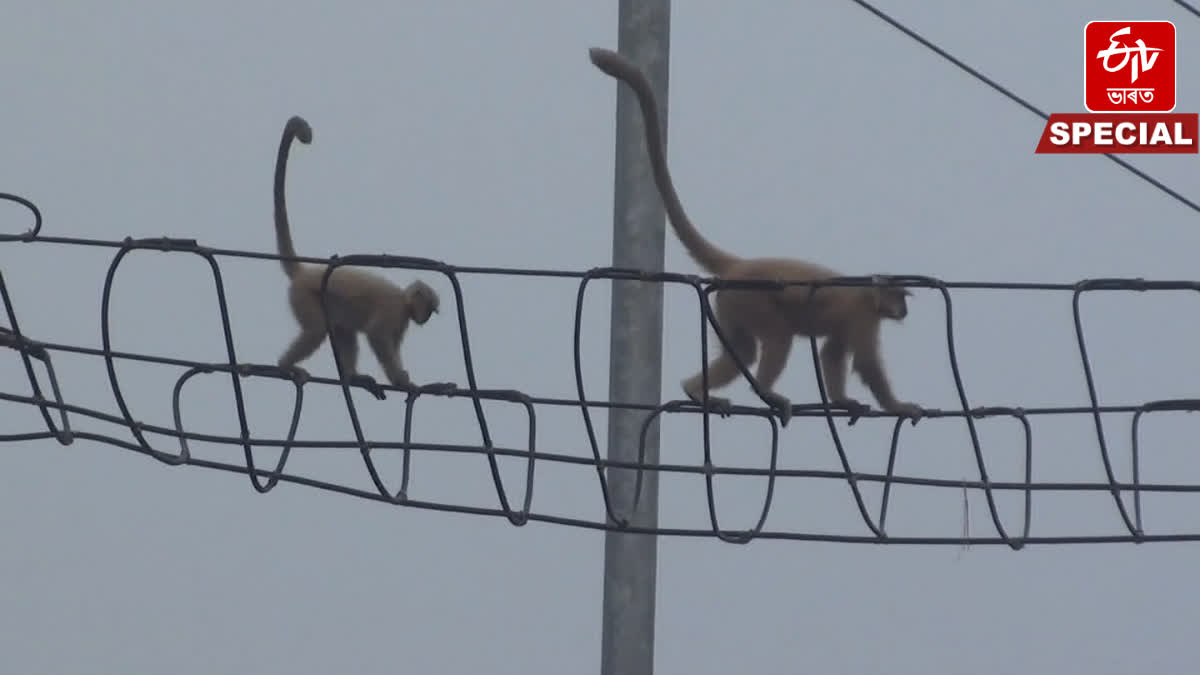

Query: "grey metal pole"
left=600, top=2, right=670, bottom=675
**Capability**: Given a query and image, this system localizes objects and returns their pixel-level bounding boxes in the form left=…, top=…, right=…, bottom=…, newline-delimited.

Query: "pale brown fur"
left=588, top=48, right=922, bottom=425
left=273, top=115, right=439, bottom=393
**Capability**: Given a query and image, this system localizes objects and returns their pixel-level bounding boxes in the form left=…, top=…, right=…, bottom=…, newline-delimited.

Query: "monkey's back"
left=293, top=264, right=405, bottom=329
left=724, top=257, right=842, bottom=283
left=716, top=256, right=870, bottom=337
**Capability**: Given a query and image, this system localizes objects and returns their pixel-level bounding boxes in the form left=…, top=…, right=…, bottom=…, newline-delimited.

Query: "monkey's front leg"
left=366, top=329, right=413, bottom=392
left=883, top=400, right=925, bottom=422
left=378, top=359, right=412, bottom=390
left=331, top=328, right=387, bottom=400
left=829, top=396, right=867, bottom=412
left=759, top=391, right=793, bottom=427
left=283, top=364, right=311, bottom=385
left=853, top=351, right=924, bottom=423
left=818, top=337, right=871, bottom=418
left=346, top=373, right=388, bottom=400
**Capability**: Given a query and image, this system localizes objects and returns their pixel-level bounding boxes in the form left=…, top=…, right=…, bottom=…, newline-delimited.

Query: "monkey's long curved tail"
left=273, top=115, right=313, bottom=279
left=588, top=47, right=739, bottom=276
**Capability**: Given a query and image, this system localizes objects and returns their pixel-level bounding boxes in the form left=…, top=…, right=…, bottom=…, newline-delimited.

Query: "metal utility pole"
left=600, top=1, right=670, bottom=675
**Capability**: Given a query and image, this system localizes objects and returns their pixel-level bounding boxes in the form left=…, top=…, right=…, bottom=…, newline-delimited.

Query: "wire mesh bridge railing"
left=4, top=190, right=1200, bottom=550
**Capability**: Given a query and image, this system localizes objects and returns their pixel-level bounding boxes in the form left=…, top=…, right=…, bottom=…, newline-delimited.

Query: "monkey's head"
left=407, top=280, right=440, bottom=325
left=286, top=116, right=313, bottom=144
left=870, top=277, right=911, bottom=321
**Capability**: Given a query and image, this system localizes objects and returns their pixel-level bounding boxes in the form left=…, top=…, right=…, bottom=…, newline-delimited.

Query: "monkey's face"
left=876, top=288, right=910, bottom=321
left=409, top=283, right=440, bottom=325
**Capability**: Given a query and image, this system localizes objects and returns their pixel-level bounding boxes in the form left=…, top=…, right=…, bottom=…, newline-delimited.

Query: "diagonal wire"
left=1175, top=0, right=1200, bottom=20
left=847, top=0, right=1200, bottom=215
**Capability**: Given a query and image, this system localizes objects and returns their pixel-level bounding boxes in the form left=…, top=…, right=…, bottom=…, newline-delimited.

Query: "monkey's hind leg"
left=754, top=335, right=793, bottom=426
left=682, top=329, right=757, bottom=418
left=278, top=285, right=327, bottom=383
left=278, top=328, right=325, bottom=384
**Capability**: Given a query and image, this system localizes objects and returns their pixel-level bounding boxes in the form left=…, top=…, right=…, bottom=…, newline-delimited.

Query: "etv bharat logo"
left=1086, top=22, right=1173, bottom=112
left=1035, top=20, right=1197, bottom=154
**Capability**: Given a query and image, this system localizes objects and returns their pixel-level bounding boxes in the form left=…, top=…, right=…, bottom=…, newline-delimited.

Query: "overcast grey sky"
left=3, top=1, right=1200, bottom=673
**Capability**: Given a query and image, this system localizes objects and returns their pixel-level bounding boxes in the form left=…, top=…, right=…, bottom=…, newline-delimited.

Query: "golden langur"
left=589, top=48, right=922, bottom=425
left=272, top=115, right=439, bottom=395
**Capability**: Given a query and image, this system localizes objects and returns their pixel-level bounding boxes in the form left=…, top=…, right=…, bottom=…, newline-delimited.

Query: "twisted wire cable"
left=3, top=191, right=1198, bottom=547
